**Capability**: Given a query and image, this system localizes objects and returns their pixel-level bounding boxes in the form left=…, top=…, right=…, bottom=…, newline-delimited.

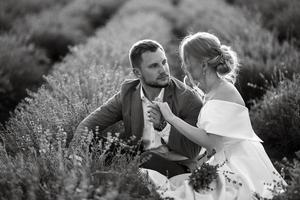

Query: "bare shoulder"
left=213, top=81, right=245, bottom=106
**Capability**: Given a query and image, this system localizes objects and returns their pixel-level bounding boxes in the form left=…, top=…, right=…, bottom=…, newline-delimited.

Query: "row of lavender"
left=0, top=0, right=299, bottom=199
left=0, top=0, right=125, bottom=123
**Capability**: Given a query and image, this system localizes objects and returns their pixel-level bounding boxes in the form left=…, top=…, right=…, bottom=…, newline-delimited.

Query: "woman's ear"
left=203, top=61, right=209, bottom=70
left=133, top=68, right=141, bottom=78
left=202, top=62, right=208, bottom=76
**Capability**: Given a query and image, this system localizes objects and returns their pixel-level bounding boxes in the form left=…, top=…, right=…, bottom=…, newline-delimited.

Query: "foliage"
left=253, top=153, right=300, bottom=200
left=228, top=0, right=300, bottom=48
left=0, top=132, right=161, bottom=200
left=63, top=0, right=126, bottom=29
left=116, top=0, right=177, bottom=22
left=189, top=163, right=218, bottom=192
left=0, top=0, right=68, bottom=32
left=2, top=0, right=172, bottom=156
left=2, top=65, right=125, bottom=156
left=13, top=0, right=126, bottom=61
left=0, top=34, right=50, bottom=123
left=0, top=0, right=127, bottom=124
left=175, top=0, right=300, bottom=105
left=250, top=74, right=300, bottom=160
left=0, top=0, right=175, bottom=198
left=272, top=154, right=300, bottom=200
left=114, top=0, right=184, bottom=80
left=233, top=25, right=300, bottom=105
left=1, top=0, right=298, bottom=199
left=59, top=13, right=172, bottom=75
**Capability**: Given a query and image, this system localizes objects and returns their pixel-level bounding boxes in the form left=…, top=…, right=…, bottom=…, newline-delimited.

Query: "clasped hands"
left=147, top=101, right=175, bottom=127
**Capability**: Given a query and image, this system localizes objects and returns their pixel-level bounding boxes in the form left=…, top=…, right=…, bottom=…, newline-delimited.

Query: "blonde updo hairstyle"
left=180, top=32, right=239, bottom=84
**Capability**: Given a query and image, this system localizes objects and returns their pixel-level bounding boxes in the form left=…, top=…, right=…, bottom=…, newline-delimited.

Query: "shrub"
left=116, top=0, right=177, bottom=22
left=13, top=0, right=127, bottom=62
left=2, top=64, right=126, bottom=155
left=113, top=0, right=187, bottom=80
left=3, top=6, right=172, bottom=155
left=0, top=0, right=127, bottom=123
left=57, top=13, right=172, bottom=74
left=0, top=34, right=49, bottom=123
left=270, top=2, right=300, bottom=47
left=64, top=0, right=126, bottom=29
left=229, top=0, right=300, bottom=48
left=0, top=133, right=160, bottom=200
left=272, top=154, right=300, bottom=200
left=1, top=1, right=174, bottom=198
left=14, top=7, right=88, bottom=61
left=176, top=0, right=249, bottom=43
left=176, top=0, right=300, bottom=105
left=250, top=74, right=300, bottom=160
left=0, top=9, right=13, bottom=32
left=0, top=0, right=68, bottom=32
left=233, top=26, right=300, bottom=105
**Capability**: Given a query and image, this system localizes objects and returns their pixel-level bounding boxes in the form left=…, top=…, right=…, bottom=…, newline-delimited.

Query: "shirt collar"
left=140, top=86, right=165, bottom=102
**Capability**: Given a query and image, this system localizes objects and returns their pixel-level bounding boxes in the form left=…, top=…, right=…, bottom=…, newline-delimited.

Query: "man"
left=70, top=39, right=203, bottom=177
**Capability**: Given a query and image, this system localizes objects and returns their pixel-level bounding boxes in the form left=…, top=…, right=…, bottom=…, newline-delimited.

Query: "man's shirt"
left=140, top=86, right=171, bottom=150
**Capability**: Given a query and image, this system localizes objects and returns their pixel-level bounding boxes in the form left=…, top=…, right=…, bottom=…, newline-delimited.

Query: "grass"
left=0, top=0, right=175, bottom=199
left=0, top=0, right=299, bottom=199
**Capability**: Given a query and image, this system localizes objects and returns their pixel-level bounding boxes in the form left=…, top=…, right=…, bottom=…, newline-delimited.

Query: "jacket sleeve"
left=69, top=92, right=122, bottom=153
left=170, top=91, right=203, bottom=159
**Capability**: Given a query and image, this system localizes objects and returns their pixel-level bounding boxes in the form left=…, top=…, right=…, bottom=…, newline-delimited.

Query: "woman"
left=142, top=32, right=286, bottom=200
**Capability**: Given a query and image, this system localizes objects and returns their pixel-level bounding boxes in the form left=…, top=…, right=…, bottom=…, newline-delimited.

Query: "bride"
left=141, top=32, right=286, bottom=200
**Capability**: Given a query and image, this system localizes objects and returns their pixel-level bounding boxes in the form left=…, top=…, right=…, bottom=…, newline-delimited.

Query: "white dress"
left=140, top=100, right=286, bottom=200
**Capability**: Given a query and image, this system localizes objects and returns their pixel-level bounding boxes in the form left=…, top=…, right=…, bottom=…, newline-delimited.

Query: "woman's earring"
left=202, top=68, right=206, bottom=76
left=202, top=62, right=208, bottom=76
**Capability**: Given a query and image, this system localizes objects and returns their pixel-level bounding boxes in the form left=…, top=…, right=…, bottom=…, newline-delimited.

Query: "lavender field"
left=0, top=0, right=299, bottom=199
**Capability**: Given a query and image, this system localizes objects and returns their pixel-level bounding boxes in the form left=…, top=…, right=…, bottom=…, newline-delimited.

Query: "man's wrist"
left=154, top=119, right=168, bottom=131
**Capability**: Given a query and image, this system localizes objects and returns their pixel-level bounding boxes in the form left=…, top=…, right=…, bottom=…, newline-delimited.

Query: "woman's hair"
left=179, top=32, right=239, bottom=83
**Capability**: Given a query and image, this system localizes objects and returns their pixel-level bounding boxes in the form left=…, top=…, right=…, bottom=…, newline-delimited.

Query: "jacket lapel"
left=163, top=80, right=176, bottom=145
left=163, top=82, right=174, bottom=111
left=130, top=84, right=144, bottom=140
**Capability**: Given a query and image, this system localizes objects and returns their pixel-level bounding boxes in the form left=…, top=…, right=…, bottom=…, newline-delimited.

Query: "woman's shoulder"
left=211, top=81, right=245, bottom=107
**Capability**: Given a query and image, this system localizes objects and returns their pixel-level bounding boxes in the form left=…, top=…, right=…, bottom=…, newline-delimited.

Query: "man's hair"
left=129, top=39, right=164, bottom=68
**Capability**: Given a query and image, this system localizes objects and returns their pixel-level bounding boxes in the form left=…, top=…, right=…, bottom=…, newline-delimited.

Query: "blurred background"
left=0, top=0, right=299, bottom=199
left=1, top=0, right=299, bottom=158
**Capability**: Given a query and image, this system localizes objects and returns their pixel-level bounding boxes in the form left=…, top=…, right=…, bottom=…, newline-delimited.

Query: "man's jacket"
left=72, top=77, right=203, bottom=159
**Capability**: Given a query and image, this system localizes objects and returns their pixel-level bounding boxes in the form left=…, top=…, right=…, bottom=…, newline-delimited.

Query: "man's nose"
left=158, top=63, right=167, bottom=73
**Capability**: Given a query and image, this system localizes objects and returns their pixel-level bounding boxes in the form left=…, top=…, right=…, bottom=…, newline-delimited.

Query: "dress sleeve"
left=197, top=100, right=262, bottom=142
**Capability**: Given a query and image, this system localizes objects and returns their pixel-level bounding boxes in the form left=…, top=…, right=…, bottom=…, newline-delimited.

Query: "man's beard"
left=142, top=77, right=170, bottom=88
left=146, top=82, right=169, bottom=88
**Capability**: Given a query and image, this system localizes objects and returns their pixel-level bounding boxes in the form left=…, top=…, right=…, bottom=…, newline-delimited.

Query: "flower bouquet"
left=188, top=162, right=219, bottom=193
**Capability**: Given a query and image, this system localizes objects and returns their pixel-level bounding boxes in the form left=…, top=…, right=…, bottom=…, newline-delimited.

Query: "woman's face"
left=184, top=55, right=206, bottom=89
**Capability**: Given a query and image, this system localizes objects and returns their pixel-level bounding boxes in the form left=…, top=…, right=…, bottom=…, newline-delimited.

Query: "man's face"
left=134, top=48, right=170, bottom=88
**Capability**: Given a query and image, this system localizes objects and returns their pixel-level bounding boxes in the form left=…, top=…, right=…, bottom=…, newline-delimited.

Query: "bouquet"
left=189, top=163, right=219, bottom=192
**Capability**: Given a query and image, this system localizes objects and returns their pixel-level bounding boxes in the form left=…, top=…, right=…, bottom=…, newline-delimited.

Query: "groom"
left=69, top=39, right=203, bottom=177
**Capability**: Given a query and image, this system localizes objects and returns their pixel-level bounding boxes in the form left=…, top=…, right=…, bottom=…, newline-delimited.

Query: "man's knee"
left=139, top=151, right=187, bottom=178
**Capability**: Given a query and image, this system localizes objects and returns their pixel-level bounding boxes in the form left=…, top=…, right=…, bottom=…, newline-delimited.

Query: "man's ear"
left=133, top=68, right=142, bottom=78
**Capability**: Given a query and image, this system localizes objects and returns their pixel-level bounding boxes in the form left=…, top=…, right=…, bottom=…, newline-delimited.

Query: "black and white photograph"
left=0, top=0, right=299, bottom=199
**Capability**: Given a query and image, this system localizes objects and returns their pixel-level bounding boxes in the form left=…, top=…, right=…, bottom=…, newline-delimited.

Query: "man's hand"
left=147, top=103, right=166, bottom=131
left=151, top=101, right=175, bottom=123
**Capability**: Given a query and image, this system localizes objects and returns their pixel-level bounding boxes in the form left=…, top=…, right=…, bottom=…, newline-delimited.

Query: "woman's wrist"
left=167, top=114, right=177, bottom=125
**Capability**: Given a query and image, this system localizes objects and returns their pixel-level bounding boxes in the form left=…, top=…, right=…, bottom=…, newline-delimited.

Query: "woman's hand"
left=148, top=101, right=175, bottom=123
left=147, top=103, right=164, bottom=130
